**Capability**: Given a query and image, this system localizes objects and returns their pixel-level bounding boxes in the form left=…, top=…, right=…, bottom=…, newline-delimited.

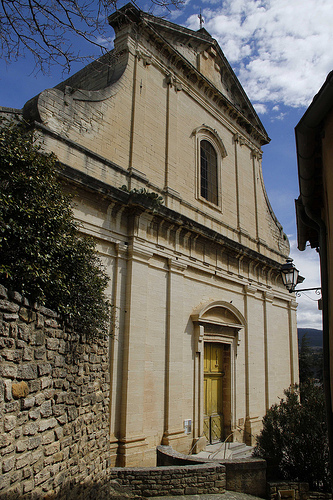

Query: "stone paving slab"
left=152, top=492, right=264, bottom=500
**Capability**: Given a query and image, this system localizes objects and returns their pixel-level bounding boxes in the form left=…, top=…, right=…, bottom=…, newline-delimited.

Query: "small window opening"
left=200, top=140, right=218, bottom=205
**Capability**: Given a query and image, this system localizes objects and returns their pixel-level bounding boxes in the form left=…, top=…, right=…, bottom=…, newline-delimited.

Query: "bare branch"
left=0, top=0, right=184, bottom=74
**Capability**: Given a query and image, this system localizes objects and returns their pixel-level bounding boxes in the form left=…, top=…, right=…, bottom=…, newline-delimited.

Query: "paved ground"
left=153, top=492, right=263, bottom=500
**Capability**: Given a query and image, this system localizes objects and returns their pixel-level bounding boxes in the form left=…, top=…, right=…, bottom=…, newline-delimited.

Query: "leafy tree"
left=254, top=382, right=331, bottom=491
left=299, top=333, right=314, bottom=383
left=0, top=119, right=110, bottom=337
left=0, top=0, right=183, bottom=73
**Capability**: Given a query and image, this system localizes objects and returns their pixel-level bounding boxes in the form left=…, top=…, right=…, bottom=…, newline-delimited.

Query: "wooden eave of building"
left=295, top=71, right=333, bottom=250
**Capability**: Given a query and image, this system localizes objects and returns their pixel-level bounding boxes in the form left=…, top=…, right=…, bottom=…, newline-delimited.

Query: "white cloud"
left=274, top=112, right=286, bottom=121
left=95, top=36, right=114, bottom=49
left=290, top=240, right=322, bottom=330
left=253, top=102, right=267, bottom=114
left=186, top=0, right=333, bottom=110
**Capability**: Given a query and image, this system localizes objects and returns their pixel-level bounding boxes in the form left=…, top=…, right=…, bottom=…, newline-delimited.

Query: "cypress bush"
left=254, top=381, right=331, bottom=491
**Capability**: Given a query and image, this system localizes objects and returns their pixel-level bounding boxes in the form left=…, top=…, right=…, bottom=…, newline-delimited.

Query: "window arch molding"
left=192, top=126, right=227, bottom=211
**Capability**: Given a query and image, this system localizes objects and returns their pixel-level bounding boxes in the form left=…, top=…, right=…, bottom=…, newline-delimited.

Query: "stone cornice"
left=60, top=163, right=286, bottom=274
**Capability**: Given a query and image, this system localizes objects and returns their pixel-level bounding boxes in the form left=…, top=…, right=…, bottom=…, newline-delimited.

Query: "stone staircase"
left=196, top=441, right=254, bottom=460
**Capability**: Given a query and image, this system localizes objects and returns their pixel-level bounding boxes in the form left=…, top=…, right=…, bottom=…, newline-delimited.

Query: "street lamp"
left=281, top=258, right=321, bottom=305
left=281, top=258, right=300, bottom=293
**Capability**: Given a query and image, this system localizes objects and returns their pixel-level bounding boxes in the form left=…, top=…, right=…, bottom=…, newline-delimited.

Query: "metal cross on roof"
left=198, top=10, right=204, bottom=29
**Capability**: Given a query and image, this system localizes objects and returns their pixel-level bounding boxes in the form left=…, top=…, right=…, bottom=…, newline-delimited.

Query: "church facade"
left=7, top=4, right=298, bottom=466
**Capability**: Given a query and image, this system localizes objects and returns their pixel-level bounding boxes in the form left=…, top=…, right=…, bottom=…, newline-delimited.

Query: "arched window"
left=193, top=126, right=227, bottom=211
left=200, top=140, right=218, bottom=205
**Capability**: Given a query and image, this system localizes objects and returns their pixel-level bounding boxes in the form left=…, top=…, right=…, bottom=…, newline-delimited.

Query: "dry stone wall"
left=0, top=285, right=110, bottom=499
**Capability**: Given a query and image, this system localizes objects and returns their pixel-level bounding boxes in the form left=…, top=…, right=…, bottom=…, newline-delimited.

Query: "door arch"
left=191, top=301, right=245, bottom=447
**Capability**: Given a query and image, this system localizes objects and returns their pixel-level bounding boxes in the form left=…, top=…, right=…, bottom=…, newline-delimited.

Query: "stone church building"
left=4, top=4, right=298, bottom=467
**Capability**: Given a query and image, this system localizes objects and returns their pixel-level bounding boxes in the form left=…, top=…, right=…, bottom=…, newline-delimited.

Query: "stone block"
left=31, top=449, right=43, bottom=464
left=29, top=378, right=41, bottom=392
left=23, top=467, right=32, bottom=479
left=1, top=348, right=22, bottom=362
left=35, top=393, right=45, bottom=406
left=35, top=331, right=45, bottom=345
left=22, top=396, right=35, bottom=409
left=19, top=308, right=36, bottom=323
left=17, top=363, right=37, bottom=380
left=12, top=381, right=29, bottom=399
left=0, top=284, right=8, bottom=298
left=38, top=363, right=52, bottom=376
left=2, top=456, right=15, bottom=473
left=38, top=418, right=58, bottom=432
left=4, top=379, right=12, bottom=402
left=23, top=422, right=38, bottom=436
left=0, top=300, right=19, bottom=313
left=28, top=436, right=42, bottom=450
left=0, top=364, right=17, bottom=379
left=16, top=451, right=32, bottom=469
left=54, top=427, right=64, bottom=440
left=56, top=414, right=68, bottom=425
left=22, top=347, right=33, bottom=361
left=4, top=415, right=16, bottom=432
left=44, top=442, right=61, bottom=456
left=0, top=434, right=11, bottom=448
left=42, top=431, right=56, bottom=445
left=34, top=347, right=46, bottom=360
left=16, top=439, right=28, bottom=453
left=36, top=313, right=44, bottom=329
left=23, top=480, right=34, bottom=493
left=3, top=313, right=19, bottom=321
left=40, top=401, right=52, bottom=418
left=41, top=377, right=52, bottom=390
left=28, top=408, right=40, bottom=420
left=5, top=400, right=20, bottom=413
left=34, top=467, right=51, bottom=486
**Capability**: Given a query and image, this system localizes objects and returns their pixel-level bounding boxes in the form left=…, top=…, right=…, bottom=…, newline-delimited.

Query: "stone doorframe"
left=191, top=301, right=245, bottom=453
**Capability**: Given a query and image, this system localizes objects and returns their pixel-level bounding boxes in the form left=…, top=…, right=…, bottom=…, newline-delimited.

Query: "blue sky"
left=1, top=0, right=329, bottom=329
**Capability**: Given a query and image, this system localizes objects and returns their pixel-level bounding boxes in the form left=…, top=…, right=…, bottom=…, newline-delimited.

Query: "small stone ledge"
left=157, top=445, right=266, bottom=498
left=109, top=463, right=226, bottom=497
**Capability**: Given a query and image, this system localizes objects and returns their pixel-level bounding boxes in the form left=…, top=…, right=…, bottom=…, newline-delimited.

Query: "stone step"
left=196, top=442, right=254, bottom=460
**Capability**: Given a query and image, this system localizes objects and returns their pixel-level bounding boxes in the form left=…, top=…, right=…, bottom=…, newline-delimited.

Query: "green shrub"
left=0, top=120, right=110, bottom=337
left=254, top=382, right=331, bottom=491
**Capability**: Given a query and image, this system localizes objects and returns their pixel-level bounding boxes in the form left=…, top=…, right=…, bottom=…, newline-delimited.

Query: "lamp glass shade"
left=281, top=258, right=299, bottom=292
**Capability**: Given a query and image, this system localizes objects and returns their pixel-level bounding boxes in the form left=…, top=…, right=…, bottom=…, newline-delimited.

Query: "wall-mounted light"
left=281, top=258, right=300, bottom=293
left=281, top=258, right=321, bottom=307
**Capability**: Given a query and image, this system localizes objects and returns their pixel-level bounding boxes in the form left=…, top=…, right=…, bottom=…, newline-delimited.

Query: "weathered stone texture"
left=107, top=464, right=226, bottom=497
left=0, top=287, right=110, bottom=498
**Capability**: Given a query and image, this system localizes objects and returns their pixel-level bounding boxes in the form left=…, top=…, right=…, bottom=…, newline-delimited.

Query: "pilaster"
left=162, top=258, right=188, bottom=451
left=118, top=243, right=153, bottom=466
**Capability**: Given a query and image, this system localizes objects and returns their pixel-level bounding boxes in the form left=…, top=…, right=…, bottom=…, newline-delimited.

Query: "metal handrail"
left=208, top=431, right=234, bottom=460
left=188, top=433, right=205, bottom=455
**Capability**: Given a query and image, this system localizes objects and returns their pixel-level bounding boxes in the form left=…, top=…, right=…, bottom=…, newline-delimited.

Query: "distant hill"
left=298, top=328, right=323, bottom=349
